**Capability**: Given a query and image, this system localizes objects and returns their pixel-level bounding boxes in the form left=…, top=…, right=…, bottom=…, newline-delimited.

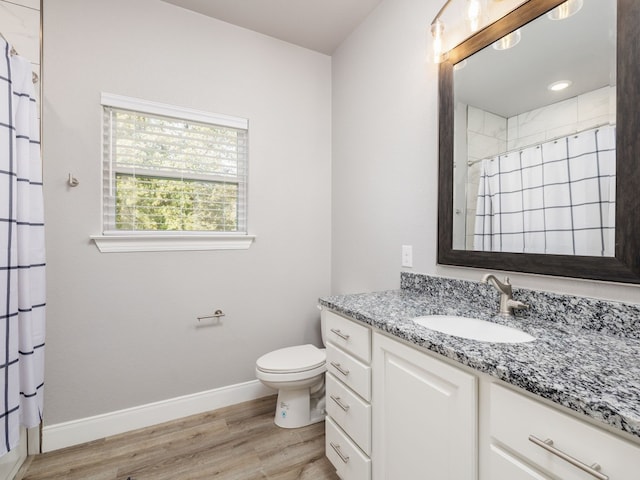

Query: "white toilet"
left=255, top=319, right=326, bottom=428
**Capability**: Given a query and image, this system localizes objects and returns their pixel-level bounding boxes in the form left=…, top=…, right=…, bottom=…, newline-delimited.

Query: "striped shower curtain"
left=0, top=38, right=45, bottom=456
left=473, top=125, right=616, bottom=256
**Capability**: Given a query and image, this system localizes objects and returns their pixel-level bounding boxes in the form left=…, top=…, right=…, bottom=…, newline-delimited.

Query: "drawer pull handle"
left=330, top=361, right=350, bottom=376
left=330, top=328, right=350, bottom=341
left=330, top=395, right=350, bottom=412
left=528, top=435, right=609, bottom=480
left=329, top=441, right=350, bottom=464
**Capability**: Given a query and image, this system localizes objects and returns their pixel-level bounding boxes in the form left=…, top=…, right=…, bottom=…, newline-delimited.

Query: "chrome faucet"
left=481, top=274, right=529, bottom=317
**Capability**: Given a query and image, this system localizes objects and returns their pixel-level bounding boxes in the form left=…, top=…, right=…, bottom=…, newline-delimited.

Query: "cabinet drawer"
left=326, top=416, right=371, bottom=480
left=323, top=310, right=371, bottom=363
left=326, top=372, right=372, bottom=455
left=326, top=343, right=371, bottom=401
left=490, top=383, right=640, bottom=480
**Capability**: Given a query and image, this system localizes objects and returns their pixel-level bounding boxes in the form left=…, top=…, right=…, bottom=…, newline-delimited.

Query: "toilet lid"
left=256, top=344, right=326, bottom=374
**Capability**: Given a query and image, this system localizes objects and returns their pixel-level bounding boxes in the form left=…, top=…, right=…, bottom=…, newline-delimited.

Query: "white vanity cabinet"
left=372, top=332, right=477, bottom=480
left=321, top=309, right=640, bottom=480
left=323, top=310, right=372, bottom=480
left=484, top=383, right=640, bottom=480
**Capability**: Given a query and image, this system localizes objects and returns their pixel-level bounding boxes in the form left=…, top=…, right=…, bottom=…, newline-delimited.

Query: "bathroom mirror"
left=437, top=0, right=640, bottom=283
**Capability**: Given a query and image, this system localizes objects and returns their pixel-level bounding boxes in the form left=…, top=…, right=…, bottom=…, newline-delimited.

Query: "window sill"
left=90, top=234, right=255, bottom=253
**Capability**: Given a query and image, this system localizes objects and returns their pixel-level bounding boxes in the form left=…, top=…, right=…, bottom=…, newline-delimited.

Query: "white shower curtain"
left=0, top=38, right=45, bottom=457
left=474, top=125, right=616, bottom=256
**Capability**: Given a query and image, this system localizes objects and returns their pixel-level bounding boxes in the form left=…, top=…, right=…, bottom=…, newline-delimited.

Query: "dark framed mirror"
left=438, top=0, right=640, bottom=284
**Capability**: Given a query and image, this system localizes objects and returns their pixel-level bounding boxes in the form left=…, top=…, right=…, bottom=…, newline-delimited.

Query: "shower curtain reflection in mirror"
left=0, top=38, right=45, bottom=457
left=473, top=125, right=616, bottom=256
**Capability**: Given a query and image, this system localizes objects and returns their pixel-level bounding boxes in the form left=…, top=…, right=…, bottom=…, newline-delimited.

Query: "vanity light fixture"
left=431, top=19, right=446, bottom=63
left=492, top=29, right=521, bottom=50
left=548, top=80, right=572, bottom=91
left=547, top=0, right=583, bottom=20
left=467, top=0, right=484, bottom=33
left=453, top=59, right=468, bottom=71
left=430, top=0, right=486, bottom=63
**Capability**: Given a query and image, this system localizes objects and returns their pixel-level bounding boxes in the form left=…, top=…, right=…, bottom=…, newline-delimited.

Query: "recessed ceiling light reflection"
left=492, top=29, right=521, bottom=50
left=548, top=80, right=572, bottom=91
left=547, top=0, right=584, bottom=20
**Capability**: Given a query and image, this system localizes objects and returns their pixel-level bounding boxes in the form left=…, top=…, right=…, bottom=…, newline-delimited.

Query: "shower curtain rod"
left=0, top=30, right=39, bottom=84
left=466, top=122, right=615, bottom=167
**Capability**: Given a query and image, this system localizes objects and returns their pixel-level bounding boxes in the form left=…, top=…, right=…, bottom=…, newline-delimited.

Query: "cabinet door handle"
left=330, top=328, right=350, bottom=341
left=329, top=442, right=350, bottom=464
left=330, top=361, right=350, bottom=376
left=528, top=435, right=609, bottom=480
left=330, top=395, right=350, bottom=412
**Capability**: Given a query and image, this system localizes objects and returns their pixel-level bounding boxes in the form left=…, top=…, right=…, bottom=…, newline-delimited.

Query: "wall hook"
left=68, top=173, right=79, bottom=187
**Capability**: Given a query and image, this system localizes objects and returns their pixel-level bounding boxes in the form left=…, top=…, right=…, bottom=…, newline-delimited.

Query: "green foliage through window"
left=102, top=101, right=248, bottom=234
left=115, top=174, right=238, bottom=231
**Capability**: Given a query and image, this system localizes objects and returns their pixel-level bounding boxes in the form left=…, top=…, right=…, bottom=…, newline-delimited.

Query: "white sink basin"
left=413, top=315, right=535, bottom=343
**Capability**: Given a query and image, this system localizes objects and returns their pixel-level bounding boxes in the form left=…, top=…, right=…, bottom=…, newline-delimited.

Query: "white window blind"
left=101, top=94, right=248, bottom=235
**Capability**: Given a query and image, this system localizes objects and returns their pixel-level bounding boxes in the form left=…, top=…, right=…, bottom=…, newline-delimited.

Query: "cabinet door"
left=373, top=333, right=477, bottom=480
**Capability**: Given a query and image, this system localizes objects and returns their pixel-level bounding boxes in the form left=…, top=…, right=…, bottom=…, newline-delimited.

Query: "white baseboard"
left=42, top=380, right=274, bottom=452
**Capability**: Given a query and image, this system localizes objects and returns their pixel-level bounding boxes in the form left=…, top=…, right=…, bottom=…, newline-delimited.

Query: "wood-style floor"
left=17, top=396, right=340, bottom=480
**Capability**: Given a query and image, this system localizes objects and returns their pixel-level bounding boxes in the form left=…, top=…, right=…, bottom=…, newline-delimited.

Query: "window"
left=93, top=94, right=253, bottom=252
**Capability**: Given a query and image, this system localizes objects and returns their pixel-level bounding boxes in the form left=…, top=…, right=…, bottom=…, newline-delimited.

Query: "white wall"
left=506, top=86, right=615, bottom=151
left=331, top=0, right=640, bottom=302
left=42, top=0, right=331, bottom=425
left=0, top=0, right=39, bottom=66
left=332, top=0, right=435, bottom=294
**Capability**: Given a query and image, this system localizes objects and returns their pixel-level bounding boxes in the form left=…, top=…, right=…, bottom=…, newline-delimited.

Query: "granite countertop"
left=319, top=277, right=640, bottom=442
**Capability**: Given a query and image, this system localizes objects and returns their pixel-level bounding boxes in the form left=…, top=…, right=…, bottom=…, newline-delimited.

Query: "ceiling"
left=454, top=0, right=616, bottom=118
left=160, top=0, right=384, bottom=55
left=159, top=1, right=616, bottom=119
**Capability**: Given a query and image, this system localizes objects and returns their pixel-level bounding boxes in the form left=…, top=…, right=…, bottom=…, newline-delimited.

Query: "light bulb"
left=492, top=29, right=521, bottom=50
left=431, top=20, right=445, bottom=63
left=467, top=0, right=483, bottom=32
left=453, top=60, right=467, bottom=71
left=547, top=0, right=584, bottom=20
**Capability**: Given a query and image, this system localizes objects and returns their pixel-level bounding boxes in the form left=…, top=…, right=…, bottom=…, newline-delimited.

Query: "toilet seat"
left=256, top=344, right=326, bottom=374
